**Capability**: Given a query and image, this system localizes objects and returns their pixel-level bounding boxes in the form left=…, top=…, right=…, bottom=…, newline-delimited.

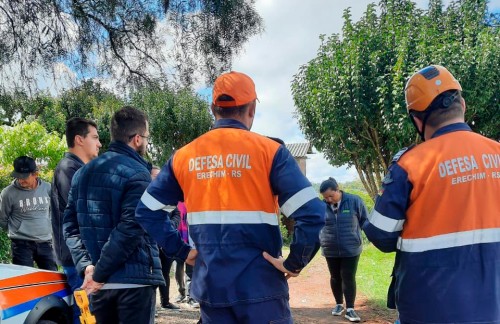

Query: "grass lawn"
left=357, top=243, right=395, bottom=308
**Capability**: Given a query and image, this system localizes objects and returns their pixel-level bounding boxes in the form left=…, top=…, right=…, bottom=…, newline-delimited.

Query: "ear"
left=248, top=100, right=256, bottom=118
left=210, top=104, right=218, bottom=118
left=133, top=134, right=141, bottom=147
left=460, top=97, right=466, bottom=113
left=411, top=114, right=424, bottom=132
left=74, top=135, right=84, bottom=146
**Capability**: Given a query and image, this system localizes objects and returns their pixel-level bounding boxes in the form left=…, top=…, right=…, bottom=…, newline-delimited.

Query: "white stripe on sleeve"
left=368, top=209, right=405, bottom=233
left=280, top=186, right=318, bottom=217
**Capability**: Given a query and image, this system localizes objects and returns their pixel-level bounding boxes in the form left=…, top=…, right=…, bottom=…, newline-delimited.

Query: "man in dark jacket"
left=50, top=117, right=101, bottom=323
left=63, top=107, right=164, bottom=324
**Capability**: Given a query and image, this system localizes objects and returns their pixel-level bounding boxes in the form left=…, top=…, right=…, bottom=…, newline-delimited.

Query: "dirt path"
left=155, top=257, right=397, bottom=323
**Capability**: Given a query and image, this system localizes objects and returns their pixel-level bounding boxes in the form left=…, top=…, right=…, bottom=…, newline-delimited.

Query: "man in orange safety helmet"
left=363, top=65, right=500, bottom=323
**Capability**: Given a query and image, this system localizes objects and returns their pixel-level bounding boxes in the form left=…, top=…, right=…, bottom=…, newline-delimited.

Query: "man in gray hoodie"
left=0, top=155, right=57, bottom=270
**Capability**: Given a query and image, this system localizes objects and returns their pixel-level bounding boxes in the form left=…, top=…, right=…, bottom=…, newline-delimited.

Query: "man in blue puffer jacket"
left=63, top=106, right=167, bottom=324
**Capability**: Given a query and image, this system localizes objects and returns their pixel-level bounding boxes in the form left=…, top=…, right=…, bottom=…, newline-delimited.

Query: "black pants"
left=174, top=260, right=186, bottom=297
left=325, top=255, right=360, bottom=308
left=158, top=249, right=174, bottom=305
left=11, top=239, right=57, bottom=271
left=90, top=286, right=156, bottom=324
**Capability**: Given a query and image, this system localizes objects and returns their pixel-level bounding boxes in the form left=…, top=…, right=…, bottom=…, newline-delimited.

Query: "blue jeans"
left=63, top=266, right=84, bottom=324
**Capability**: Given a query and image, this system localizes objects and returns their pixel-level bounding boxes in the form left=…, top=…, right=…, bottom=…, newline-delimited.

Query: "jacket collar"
left=213, top=119, right=249, bottom=131
left=108, top=141, right=152, bottom=172
left=64, top=152, right=85, bottom=166
left=431, top=122, right=471, bottom=139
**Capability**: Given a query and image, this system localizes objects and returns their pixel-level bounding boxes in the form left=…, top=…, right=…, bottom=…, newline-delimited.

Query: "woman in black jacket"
left=319, top=178, right=368, bottom=322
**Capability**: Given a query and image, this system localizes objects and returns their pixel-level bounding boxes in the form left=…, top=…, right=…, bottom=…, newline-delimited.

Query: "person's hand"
left=185, top=249, right=198, bottom=266
left=81, top=265, right=104, bottom=295
left=262, top=251, right=300, bottom=280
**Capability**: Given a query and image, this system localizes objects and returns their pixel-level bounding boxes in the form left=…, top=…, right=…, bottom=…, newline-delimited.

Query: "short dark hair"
left=212, top=95, right=251, bottom=119
left=412, top=90, right=464, bottom=128
left=212, top=104, right=250, bottom=119
left=110, top=106, right=148, bottom=143
left=66, top=117, right=98, bottom=148
left=320, top=177, right=339, bottom=193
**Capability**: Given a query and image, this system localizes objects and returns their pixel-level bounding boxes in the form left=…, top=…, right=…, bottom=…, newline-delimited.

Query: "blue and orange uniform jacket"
left=135, top=119, right=325, bottom=307
left=363, top=123, right=500, bottom=323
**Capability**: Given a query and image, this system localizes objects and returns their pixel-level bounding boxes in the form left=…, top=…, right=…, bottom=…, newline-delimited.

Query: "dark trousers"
left=325, top=255, right=360, bottom=308
left=90, top=286, right=156, bottom=324
left=62, top=266, right=84, bottom=324
left=158, top=249, right=174, bottom=305
left=11, top=239, right=57, bottom=271
left=185, top=263, right=193, bottom=298
left=174, top=260, right=186, bottom=297
left=201, top=297, right=292, bottom=324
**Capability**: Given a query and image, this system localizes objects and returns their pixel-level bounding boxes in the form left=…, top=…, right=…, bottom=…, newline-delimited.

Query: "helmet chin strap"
left=409, top=112, right=430, bottom=142
left=408, top=91, right=458, bottom=142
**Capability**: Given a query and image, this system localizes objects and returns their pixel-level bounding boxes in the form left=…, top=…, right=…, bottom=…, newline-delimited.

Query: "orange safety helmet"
left=405, top=65, right=462, bottom=112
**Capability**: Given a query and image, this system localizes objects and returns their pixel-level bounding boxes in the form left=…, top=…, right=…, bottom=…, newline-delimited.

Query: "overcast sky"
left=33, top=0, right=500, bottom=184
left=220, top=0, right=500, bottom=184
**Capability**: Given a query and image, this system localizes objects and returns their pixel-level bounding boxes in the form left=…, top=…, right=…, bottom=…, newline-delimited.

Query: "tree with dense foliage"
left=0, top=90, right=56, bottom=126
left=0, top=121, right=66, bottom=169
left=0, top=0, right=263, bottom=89
left=48, top=81, right=125, bottom=151
left=291, top=0, right=500, bottom=199
left=130, top=86, right=213, bottom=165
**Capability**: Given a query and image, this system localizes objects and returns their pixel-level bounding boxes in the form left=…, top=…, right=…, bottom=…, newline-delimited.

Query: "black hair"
left=320, top=177, right=339, bottom=193
left=110, top=106, right=148, bottom=143
left=66, top=117, right=98, bottom=148
left=212, top=95, right=253, bottom=118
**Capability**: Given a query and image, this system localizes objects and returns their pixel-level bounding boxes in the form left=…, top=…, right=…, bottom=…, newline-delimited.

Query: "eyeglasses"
left=128, top=134, right=151, bottom=141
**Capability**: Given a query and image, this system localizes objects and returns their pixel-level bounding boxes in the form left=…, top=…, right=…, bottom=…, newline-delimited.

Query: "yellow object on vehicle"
left=74, top=289, right=96, bottom=324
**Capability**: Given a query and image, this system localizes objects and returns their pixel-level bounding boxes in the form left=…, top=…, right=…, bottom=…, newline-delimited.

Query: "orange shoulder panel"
left=172, top=128, right=281, bottom=213
left=397, top=131, right=500, bottom=239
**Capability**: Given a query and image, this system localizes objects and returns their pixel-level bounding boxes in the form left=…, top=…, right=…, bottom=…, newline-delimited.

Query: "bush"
left=0, top=168, right=12, bottom=263
left=0, top=121, right=66, bottom=169
left=0, top=232, right=10, bottom=263
left=280, top=223, right=292, bottom=246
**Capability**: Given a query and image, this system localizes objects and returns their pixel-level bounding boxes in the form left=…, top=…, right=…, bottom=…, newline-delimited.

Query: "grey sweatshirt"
left=0, top=179, right=52, bottom=242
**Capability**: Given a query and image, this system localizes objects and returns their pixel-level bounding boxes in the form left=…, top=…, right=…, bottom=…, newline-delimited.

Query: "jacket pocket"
left=144, top=243, right=154, bottom=274
left=17, top=217, right=51, bottom=238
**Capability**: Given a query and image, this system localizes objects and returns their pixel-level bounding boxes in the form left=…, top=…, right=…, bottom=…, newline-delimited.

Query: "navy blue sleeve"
left=135, top=157, right=191, bottom=261
left=356, top=196, right=369, bottom=227
left=63, top=169, right=92, bottom=277
left=270, top=146, right=325, bottom=272
left=363, top=163, right=412, bottom=252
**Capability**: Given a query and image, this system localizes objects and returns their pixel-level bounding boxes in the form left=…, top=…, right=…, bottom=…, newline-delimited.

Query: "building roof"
left=285, top=142, right=312, bottom=158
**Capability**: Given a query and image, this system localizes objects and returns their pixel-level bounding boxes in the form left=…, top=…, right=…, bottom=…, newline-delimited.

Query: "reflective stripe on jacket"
left=363, top=123, right=500, bottom=323
left=136, top=118, right=325, bottom=307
